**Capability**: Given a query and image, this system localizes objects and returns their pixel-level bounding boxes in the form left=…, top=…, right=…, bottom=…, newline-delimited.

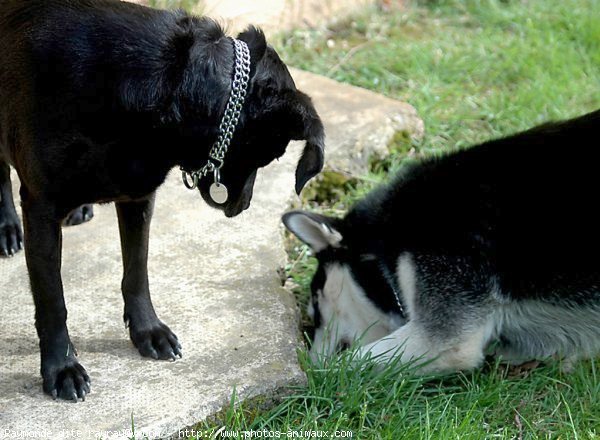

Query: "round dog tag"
left=210, top=182, right=228, bottom=204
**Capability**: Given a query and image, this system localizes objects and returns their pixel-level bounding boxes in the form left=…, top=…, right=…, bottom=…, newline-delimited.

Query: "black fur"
left=0, top=0, right=324, bottom=400
left=341, top=110, right=600, bottom=307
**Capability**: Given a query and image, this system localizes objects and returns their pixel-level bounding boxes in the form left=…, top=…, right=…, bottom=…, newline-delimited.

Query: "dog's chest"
left=91, top=158, right=171, bottom=202
left=45, top=138, right=173, bottom=205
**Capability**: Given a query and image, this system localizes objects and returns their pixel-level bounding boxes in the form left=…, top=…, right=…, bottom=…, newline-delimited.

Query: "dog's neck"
left=116, top=15, right=242, bottom=165
left=179, top=38, right=251, bottom=194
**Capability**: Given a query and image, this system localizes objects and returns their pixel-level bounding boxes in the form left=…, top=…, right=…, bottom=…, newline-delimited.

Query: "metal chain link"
left=181, top=38, right=251, bottom=190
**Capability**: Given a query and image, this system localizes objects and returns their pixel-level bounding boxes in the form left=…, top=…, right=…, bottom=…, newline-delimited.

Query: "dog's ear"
left=236, top=26, right=267, bottom=75
left=171, top=16, right=196, bottom=62
left=283, top=211, right=341, bottom=252
left=293, top=91, right=325, bottom=195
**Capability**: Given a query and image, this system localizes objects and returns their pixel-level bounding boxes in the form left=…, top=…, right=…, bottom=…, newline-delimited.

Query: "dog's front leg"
left=116, top=193, right=182, bottom=361
left=22, top=194, right=90, bottom=401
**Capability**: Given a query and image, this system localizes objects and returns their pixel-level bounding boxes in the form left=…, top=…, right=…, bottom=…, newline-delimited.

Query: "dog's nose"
left=336, top=340, right=350, bottom=353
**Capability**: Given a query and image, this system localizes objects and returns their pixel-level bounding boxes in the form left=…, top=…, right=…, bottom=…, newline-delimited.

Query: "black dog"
left=0, top=0, right=324, bottom=401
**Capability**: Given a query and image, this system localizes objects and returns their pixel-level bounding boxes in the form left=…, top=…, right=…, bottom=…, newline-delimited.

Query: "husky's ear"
left=293, top=91, right=325, bottom=195
left=283, top=211, right=341, bottom=252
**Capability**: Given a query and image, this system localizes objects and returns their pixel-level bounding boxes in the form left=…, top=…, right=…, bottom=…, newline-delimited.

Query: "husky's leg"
left=358, top=319, right=495, bottom=373
left=494, top=299, right=600, bottom=371
left=358, top=253, right=497, bottom=374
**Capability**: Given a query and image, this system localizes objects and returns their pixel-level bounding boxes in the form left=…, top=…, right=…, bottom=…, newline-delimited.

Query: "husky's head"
left=283, top=211, right=405, bottom=359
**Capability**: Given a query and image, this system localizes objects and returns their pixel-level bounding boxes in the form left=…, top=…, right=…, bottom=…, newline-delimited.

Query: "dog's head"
left=201, top=30, right=324, bottom=217
left=157, top=19, right=324, bottom=217
left=282, top=211, right=405, bottom=359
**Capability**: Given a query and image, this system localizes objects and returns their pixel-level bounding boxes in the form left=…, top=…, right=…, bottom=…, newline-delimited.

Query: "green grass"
left=198, top=354, right=600, bottom=439
left=190, top=0, right=600, bottom=438
left=278, top=0, right=599, bottom=159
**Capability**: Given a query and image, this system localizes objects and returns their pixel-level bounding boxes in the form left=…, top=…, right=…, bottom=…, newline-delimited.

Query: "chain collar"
left=378, top=257, right=406, bottom=318
left=181, top=38, right=251, bottom=201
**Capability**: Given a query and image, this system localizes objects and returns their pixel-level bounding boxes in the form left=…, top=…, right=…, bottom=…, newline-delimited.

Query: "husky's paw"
left=558, top=355, right=577, bottom=374
left=63, top=204, right=94, bottom=226
left=129, top=321, right=182, bottom=361
left=0, top=208, right=23, bottom=257
left=42, top=357, right=91, bottom=402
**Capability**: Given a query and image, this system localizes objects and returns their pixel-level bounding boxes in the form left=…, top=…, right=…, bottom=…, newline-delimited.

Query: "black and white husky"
left=283, top=109, right=600, bottom=373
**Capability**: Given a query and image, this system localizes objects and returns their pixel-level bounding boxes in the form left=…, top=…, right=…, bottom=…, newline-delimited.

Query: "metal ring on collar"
left=182, top=171, right=199, bottom=190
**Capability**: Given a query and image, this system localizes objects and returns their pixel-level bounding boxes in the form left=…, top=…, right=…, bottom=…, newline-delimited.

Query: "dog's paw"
left=0, top=209, right=23, bottom=257
left=130, top=321, right=182, bottom=361
left=42, top=358, right=91, bottom=402
left=63, top=204, right=94, bottom=226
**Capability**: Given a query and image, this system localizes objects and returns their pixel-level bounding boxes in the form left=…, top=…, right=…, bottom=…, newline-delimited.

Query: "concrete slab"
left=0, top=69, right=421, bottom=439
left=126, top=1, right=377, bottom=37
left=199, top=0, right=373, bottom=36
left=291, top=69, right=424, bottom=176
